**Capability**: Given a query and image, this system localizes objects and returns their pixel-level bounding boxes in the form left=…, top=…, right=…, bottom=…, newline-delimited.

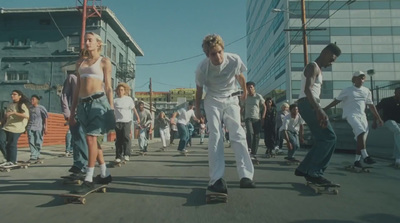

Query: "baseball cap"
left=352, top=71, right=366, bottom=77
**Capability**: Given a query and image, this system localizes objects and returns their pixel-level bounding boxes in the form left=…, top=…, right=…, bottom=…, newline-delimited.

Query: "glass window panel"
left=370, top=1, right=390, bottom=9
left=330, top=27, right=351, bottom=36
left=290, top=53, right=303, bottom=62
left=371, top=27, right=392, bottom=36
left=395, top=54, right=400, bottom=62
left=6, top=71, right=18, bottom=81
left=333, top=81, right=352, bottom=90
left=352, top=53, right=373, bottom=62
left=350, top=2, right=369, bottom=9
left=373, top=53, right=394, bottom=63
left=392, top=1, right=400, bottom=9
left=19, top=71, right=28, bottom=80
left=336, top=53, right=352, bottom=62
left=392, top=27, right=400, bottom=36
left=351, top=27, right=371, bottom=36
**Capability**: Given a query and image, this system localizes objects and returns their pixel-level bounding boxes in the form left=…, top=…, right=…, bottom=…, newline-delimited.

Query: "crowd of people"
left=1, top=33, right=400, bottom=195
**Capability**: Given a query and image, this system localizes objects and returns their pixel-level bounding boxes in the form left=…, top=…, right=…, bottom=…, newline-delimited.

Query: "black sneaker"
left=207, top=178, right=227, bottom=194
left=74, top=181, right=95, bottom=194
left=294, top=168, right=307, bottom=177
left=240, top=177, right=256, bottom=188
left=354, top=161, right=363, bottom=168
left=93, top=174, right=112, bottom=184
left=68, top=165, right=82, bottom=174
left=364, top=156, right=376, bottom=165
left=305, top=175, right=332, bottom=185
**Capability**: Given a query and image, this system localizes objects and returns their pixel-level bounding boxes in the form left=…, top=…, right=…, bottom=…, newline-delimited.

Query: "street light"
left=367, top=69, right=375, bottom=102
left=272, top=8, right=298, bottom=15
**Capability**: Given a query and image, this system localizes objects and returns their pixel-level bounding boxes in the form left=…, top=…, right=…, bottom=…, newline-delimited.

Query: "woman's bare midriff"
left=79, top=77, right=104, bottom=98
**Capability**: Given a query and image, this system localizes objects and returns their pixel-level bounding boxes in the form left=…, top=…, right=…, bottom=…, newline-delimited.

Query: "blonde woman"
left=114, top=83, right=140, bottom=162
left=276, top=102, right=289, bottom=154
left=69, top=32, right=115, bottom=193
left=156, top=111, right=170, bottom=151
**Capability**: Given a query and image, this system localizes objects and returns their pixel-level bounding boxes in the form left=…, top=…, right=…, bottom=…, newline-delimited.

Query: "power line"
left=136, top=14, right=278, bottom=66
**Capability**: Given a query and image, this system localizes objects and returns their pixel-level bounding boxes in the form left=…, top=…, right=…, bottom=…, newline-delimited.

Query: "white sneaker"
left=0, top=161, right=8, bottom=167
left=124, top=156, right=130, bottom=161
left=4, top=162, right=16, bottom=167
left=115, top=158, right=122, bottom=163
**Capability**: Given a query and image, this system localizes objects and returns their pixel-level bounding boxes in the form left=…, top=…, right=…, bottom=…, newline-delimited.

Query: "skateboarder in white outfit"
left=324, top=71, right=383, bottom=168
left=195, top=34, right=255, bottom=193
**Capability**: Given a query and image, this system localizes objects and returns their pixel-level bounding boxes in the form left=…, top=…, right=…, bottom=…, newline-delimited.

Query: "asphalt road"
left=1, top=139, right=399, bottom=223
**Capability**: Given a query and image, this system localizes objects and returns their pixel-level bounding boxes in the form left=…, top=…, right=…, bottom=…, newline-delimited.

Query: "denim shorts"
left=77, top=93, right=115, bottom=136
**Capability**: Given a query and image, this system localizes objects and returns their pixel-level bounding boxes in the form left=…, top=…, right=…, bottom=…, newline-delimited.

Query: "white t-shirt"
left=177, top=108, right=195, bottom=125
left=195, top=52, right=247, bottom=97
left=114, top=96, right=135, bottom=123
left=336, top=85, right=373, bottom=119
left=280, top=114, right=305, bottom=133
left=298, top=62, right=322, bottom=100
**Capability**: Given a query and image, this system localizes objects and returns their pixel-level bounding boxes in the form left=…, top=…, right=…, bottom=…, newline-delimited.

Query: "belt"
left=297, top=97, right=320, bottom=104
left=230, top=90, right=243, bottom=97
left=80, top=92, right=105, bottom=103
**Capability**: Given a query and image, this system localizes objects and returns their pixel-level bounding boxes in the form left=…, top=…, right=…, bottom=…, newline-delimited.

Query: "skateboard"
left=286, top=159, right=300, bottom=166
left=29, top=159, right=44, bottom=164
left=0, top=162, right=29, bottom=172
left=345, top=165, right=372, bottom=173
left=137, top=151, right=148, bottom=156
left=306, top=182, right=340, bottom=195
left=110, top=160, right=126, bottom=167
left=179, top=150, right=188, bottom=156
left=251, top=156, right=259, bottom=165
left=60, top=185, right=108, bottom=204
left=61, top=174, right=85, bottom=185
left=206, top=189, right=228, bottom=203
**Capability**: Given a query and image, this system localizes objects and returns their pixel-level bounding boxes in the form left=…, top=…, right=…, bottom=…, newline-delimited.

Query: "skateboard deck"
left=306, top=182, right=340, bottom=195
left=137, top=151, right=148, bottom=156
left=344, top=165, right=372, bottom=173
left=206, top=189, right=228, bottom=203
left=29, top=159, right=44, bottom=164
left=286, top=159, right=300, bottom=166
left=0, top=163, right=29, bottom=172
left=60, top=185, right=108, bottom=204
left=110, top=160, right=126, bottom=167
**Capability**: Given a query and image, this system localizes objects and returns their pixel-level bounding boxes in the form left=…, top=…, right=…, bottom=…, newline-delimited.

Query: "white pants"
left=159, top=127, right=170, bottom=147
left=346, top=115, right=369, bottom=141
left=204, top=95, right=254, bottom=185
left=384, top=120, right=400, bottom=160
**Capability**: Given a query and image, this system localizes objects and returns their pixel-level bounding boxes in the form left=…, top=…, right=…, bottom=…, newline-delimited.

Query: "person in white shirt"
left=195, top=34, right=255, bottom=193
left=280, top=104, right=305, bottom=162
left=113, top=83, right=140, bottom=162
left=170, top=101, right=198, bottom=154
left=324, top=71, right=383, bottom=168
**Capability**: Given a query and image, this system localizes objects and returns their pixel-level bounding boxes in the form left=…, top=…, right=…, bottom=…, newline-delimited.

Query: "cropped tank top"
left=79, top=57, right=104, bottom=81
left=298, top=61, right=322, bottom=100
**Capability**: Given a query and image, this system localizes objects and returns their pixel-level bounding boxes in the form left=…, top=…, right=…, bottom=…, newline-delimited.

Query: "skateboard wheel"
left=101, top=188, right=107, bottom=193
left=79, top=198, right=86, bottom=204
left=6, top=169, right=10, bottom=172
left=333, top=189, right=339, bottom=195
left=64, top=198, right=69, bottom=204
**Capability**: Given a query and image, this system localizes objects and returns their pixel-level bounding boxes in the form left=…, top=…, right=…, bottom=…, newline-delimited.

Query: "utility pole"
left=149, top=78, right=153, bottom=140
left=77, top=0, right=102, bottom=50
left=300, top=0, right=308, bottom=66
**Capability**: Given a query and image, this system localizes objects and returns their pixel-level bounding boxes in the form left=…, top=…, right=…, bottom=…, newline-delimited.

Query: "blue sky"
left=1, top=0, right=248, bottom=92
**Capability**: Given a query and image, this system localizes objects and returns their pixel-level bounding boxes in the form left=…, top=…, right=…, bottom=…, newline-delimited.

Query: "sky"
left=0, top=0, right=248, bottom=92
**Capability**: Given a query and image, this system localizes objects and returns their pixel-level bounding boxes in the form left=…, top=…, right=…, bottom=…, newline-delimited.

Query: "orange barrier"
left=17, top=113, right=69, bottom=148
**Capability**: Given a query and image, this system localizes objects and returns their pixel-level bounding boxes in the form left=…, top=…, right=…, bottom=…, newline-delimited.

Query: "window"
left=320, top=80, right=333, bottom=99
left=351, top=27, right=371, bottom=36
left=106, top=40, right=111, bottom=58
left=330, top=27, right=350, bottom=36
left=5, top=71, right=29, bottom=81
left=112, top=45, right=117, bottom=62
left=352, top=54, right=373, bottom=63
left=373, top=53, right=394, bottom=63
left=371, top=27, right=392, bottom=36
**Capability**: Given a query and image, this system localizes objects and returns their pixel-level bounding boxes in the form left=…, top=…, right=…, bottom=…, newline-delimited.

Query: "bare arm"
left=303, top=63, right=328, bottom=128
left=368, top=104, right=383, bottom=129
left=102, top=58, right=114, bottom=109
left=261, top=101, right=267, bottom=119
left=324, top=99, right=341, bottom=111
left=235, top=73, right=247, bottom=101
left=299, top=124, right=304, bottom=144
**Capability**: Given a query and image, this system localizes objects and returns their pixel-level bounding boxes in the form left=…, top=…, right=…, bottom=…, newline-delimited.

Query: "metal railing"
left=374, top=82, right=400, bottom=104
